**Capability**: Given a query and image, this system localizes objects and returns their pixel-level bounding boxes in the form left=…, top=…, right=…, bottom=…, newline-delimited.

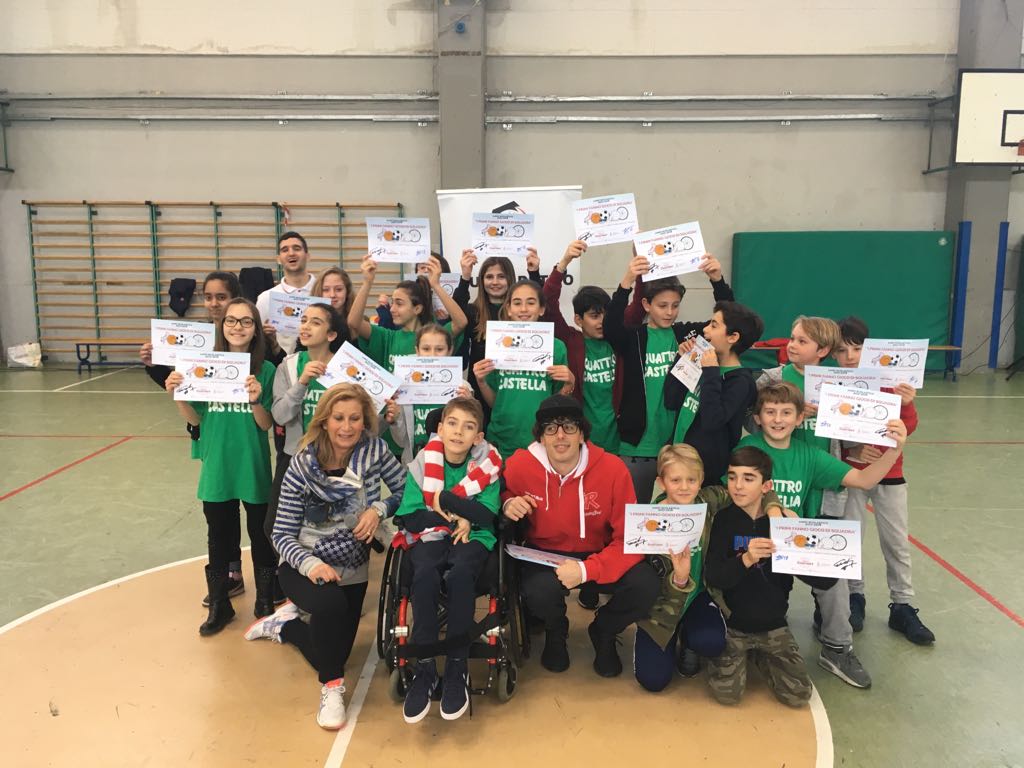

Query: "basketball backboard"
left=954, top=69, right=1024, bottom=165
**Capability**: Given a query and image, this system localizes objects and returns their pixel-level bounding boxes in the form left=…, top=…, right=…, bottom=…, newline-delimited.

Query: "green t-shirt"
left=393, top=459, right=501, bottom=550
left=485, top=338, right=568, bottom=459
left=193, top=360, right=276, bottom=504
left=672, top=364, right=741, bottom=443
left=734, top=432, right=849, bottom=518
left=583, top=337, right=620, bottom=453
left=296, top=351, right=327, bottom=433
left=358, top=323, right=466, bottom=373
left=782, top=363, right=830, bottom=516
left=412, top=403, right=441, bottom=455
left=621, top=327, right=679, bottom=457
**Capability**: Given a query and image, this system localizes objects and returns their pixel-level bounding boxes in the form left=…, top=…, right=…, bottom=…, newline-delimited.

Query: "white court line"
left=52, top=367, right=129, bottom=391
left=0, top=552, right=208, bottom=636
left=323, top=645, right=381, bottom=768
left=916, top=395, right=1024, bottom=399
left=810, top=684, right=834, bottom=768
left=0, top=390, right=161, bottom=394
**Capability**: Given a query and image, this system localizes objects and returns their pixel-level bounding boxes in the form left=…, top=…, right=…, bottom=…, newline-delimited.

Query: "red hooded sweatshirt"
left=501, top=441, right=639, bottom=584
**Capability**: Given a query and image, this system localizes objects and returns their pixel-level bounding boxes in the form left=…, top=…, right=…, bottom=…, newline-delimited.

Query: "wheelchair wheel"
left=388, top=668, right=409, bottom=704
left=376, top=546, right=401, bottom=671
left=496, top=663, right=517, bottom=703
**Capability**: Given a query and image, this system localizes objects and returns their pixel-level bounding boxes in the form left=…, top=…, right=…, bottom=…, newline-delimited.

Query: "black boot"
left=199, top=564, right=236, bottom=637
left=253, top=566, right=277, bottom=618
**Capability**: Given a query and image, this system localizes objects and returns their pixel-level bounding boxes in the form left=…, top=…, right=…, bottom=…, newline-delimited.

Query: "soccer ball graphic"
left=383, top=230, right=402, bottom=242
left=651, top=241, right=674, bottom=256
left=789, top=533, right=820, bottom=548
left=834, top=402, right=864, bottom=417
left=643, top=518, right=695, bottom=533
left=345, top=365, right=367, bottom=383
left=589, top=210, right=609, bottom=224
left=485, top=225, right=506, bottom=237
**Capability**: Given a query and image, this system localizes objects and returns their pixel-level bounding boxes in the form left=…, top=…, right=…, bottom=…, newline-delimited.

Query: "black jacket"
left=705, top=504, right=836, bottom=633
left=664, top=364, right=756, bottom=486
left=602, top=278, right=734, bottom=447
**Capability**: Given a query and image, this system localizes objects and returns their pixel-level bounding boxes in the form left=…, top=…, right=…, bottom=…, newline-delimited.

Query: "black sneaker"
left=812, top=598, right=823, bottom=636
left=849, top=593, right=866, bottom=633
left=576, top=583, right=599, bottom=610
left=540, top=631, right=570, bottom=673
left=888, top=603, right=935, bottom=645
left=587, top=622, right=622, bottom=678
left=676, top=646, right=700, bottom=678
left=202, top=573, right=244, bottom=607
left=403, top=662, right=438, bottom=724
left=440, top=659, right=471, bottom=721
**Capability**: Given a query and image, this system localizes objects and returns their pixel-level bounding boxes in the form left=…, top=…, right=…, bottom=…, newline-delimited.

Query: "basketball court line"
left=324, top=646, right=381, bottom=768
left=0, top=390, right=161, bottom=394
left=0, top=434, right=185, bottom=439
left=52, top=367, right=130, bottom=391
left=0, top=436, right=133, bottom=502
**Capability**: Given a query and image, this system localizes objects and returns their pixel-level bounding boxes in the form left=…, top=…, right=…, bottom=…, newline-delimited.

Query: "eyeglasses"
left=224, top=316, right=255, bottom=328
left=542, top=420, right=580, bottom=436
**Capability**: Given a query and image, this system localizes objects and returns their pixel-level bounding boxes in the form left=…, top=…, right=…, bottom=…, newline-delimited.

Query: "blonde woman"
left=247, top=384, right=405, bottom=730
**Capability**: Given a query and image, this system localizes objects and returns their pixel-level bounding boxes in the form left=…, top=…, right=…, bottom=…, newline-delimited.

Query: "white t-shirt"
left=255, top=273, right=317, bottom=355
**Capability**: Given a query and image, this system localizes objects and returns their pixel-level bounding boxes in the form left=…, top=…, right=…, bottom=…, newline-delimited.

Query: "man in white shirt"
left=256, top=231, right=317, bottom=357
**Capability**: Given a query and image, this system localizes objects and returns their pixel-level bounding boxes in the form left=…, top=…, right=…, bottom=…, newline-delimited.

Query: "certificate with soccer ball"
left=471, top=212, right=535, bottom=261
left=151, top=319, right=216, bottom=366
left=572, top=193, right=640, bottom=247
left=174, top=350, right=252, bottom=404
left=267, top=293, right=331, bottom=335
left=769, top=518, right=862, bottom=581
left=484, top=321, right=555, bottom=372
left=392, top=355, right=463, bottom=406
left=814, top=384, right=902, bottom=448
left=365, top=217, right=431, bottom=264
left=634, top=221, right=705, bottom=282
left=623, top=504, right=708, bottom=555
left=319, top=342, right=401, bottom=413
left=859, top=338, right=929, bottom=389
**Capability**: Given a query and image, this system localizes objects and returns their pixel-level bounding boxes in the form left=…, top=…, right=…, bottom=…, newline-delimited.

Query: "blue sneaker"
left=403, top=661, right=438, bottom=724
left=440, top=658, right=470, bottom=721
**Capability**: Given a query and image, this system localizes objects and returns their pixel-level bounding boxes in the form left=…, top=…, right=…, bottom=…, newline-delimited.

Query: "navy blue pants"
left=633, top=591, right=727, bottom=692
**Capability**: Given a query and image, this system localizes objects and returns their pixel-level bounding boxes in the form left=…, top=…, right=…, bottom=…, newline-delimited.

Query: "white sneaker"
left=317, top=680, right=347, bottom=730
left=244, top=601, right=299, bottom=643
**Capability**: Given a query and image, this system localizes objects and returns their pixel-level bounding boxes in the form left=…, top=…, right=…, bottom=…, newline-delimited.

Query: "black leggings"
left=279, top=563, right=368, bottom=684
left=203, top=500, right=277, bottom=571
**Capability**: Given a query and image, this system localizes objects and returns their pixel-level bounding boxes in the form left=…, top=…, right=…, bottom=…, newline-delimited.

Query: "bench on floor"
left=73, top=338, right=146, bottom=375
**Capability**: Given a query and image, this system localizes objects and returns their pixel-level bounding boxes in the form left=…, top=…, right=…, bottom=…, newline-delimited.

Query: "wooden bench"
left=72, top=338, right=147, bottom=375
left=751, top=342, right=963, bottom=380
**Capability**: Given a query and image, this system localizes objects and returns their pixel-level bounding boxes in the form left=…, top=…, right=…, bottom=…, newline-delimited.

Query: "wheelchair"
left=376, top=517, right=530, bottom=705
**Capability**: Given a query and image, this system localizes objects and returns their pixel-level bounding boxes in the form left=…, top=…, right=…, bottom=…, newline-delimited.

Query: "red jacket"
left=541, top=269, right=623, bottom=411
left=841, top=392, right=918, bottom=479
left=501, top=442, right=639, bottom=584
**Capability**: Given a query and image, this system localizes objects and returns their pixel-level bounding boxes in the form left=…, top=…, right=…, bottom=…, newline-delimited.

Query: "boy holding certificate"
left=704, top=447, right=838, bottom=708
left=392, top=397, right=503, bottom=724
left=604, top=252, right=735, bottom=504
left=663, top=301, right=764, bottom=485
left=736, top=382, right=909, bottom=690
left=833, top=317, right=934, bottom=645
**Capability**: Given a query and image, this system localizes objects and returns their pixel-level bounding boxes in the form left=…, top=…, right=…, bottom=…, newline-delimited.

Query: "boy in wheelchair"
left=392, top=396, right=503, bottom=723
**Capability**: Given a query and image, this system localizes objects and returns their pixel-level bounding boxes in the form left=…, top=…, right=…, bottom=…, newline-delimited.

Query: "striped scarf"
left=420, top=435, right=502, bottom=509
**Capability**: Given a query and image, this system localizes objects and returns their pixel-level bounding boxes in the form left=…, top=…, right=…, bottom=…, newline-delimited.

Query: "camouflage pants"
left=707, top=626, right=812, bottom=708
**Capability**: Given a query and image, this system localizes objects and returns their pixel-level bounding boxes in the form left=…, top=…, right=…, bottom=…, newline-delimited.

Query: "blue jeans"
left=633, top=591, right=727, bottom=692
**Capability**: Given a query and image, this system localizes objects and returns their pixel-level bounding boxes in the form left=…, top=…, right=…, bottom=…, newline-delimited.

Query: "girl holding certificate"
left=165, top=298, right=278, bottom=636
left=347, top=255, right=467, bottom=373
left=473, top=281, right=574, bottom=459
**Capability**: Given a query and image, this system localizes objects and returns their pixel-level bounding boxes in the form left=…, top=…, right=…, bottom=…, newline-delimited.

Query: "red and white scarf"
left=420, top=435, right=503, bottom=508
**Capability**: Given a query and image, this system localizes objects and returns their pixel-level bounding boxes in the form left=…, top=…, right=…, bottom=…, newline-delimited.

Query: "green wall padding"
left=732, top=231, right=955, bottom=371
left=1014, top=236, right=1024, bottom=367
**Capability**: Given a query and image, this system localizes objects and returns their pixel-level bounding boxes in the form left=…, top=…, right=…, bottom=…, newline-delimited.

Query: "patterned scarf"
left=420, top=435, right=502, bottom=508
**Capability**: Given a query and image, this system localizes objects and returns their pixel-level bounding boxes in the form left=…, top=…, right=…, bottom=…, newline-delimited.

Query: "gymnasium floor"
left=1, top=366, right=1021, bottom=767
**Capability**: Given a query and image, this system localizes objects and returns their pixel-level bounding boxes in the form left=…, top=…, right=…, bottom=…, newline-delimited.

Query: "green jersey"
left=485, top=338, right=568, bottom=459
left=296, top=351, right=327, bottom=432
left=583, top=337, right=620, bottom=453
left=393, top=460, right=500, bottom=550
left=734, top=432, right=849, bottom=518
left=358, top=322, right=465, bottom=373
left=193, top=360, right=276, bottom=504
left=621, top=327, right=678, bottom=457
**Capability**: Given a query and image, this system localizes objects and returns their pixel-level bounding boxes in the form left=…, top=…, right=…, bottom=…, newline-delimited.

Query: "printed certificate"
left=815, top=383, right=903, bottom=448
left=151, top=319, right=215, bottom=366
left=431, top=273, right=461, bottom=313
left=572, top=193, right=639, bottom=246
left=471, top=212, right=535, bottom=260
left=174, top=350, right=251, bottom=404
left=484, top=321, right=555, bottom=372
left=267, top=293, right=330, bottom=335
left=366, top=217, right=431, bottom=264
left=319, top=341, right=401, bottom=413
left=392, top=356, right=464, bottom=405
left=803, top=366, right=887, bottom=406
left=770, top=517, right=862, bottom=581
left=634, top=221, right=706, bottom=281
left=505, top=544, right=582, bottom=569
left=623, top=504, right=708, bottom=555
left=860, top=338, right=929, bottom=388
left=669, top=336, right=714, bottom=391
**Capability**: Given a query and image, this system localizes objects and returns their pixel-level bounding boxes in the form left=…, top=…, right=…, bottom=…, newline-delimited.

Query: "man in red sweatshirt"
left=502, top=395, right=659, bottom=677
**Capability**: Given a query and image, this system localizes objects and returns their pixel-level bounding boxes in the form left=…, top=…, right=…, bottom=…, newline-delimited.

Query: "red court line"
left=0, top=436, right=134, bottom=503
left=908, top=534, right=1024, bottom=629
left=915, top=440, right=1024, bottom=445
